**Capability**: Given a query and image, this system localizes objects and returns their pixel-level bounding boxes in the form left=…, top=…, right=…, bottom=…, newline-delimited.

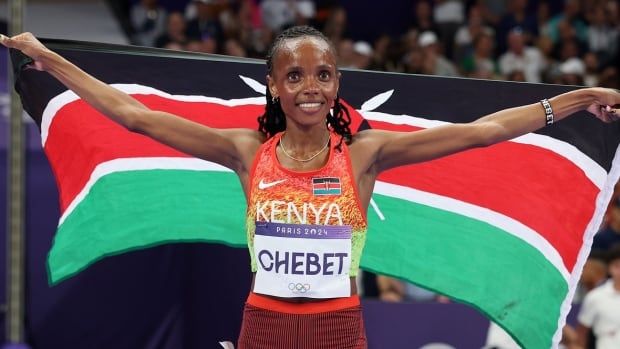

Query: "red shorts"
left=237, top=293, right=367, bottom=349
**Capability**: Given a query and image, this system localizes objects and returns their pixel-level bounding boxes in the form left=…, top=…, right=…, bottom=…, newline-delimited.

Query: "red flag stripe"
left=369, top=120, right=597, bottom=272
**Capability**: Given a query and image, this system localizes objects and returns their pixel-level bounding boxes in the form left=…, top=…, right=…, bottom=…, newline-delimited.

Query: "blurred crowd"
left=125, top=0, right=618, bottom=88
left=123, top=0, right=620, bottom=347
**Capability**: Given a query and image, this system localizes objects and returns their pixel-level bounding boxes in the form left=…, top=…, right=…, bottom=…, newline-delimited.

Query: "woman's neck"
left=282, top=125, right=330, bottom=152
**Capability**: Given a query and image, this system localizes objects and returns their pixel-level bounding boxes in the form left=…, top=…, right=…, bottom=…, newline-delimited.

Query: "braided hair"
left=257, top=26, right=352, bottom=150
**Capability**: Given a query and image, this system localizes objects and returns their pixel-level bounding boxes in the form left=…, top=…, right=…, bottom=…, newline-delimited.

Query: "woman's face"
left=268, top=37, right=340, bottom=129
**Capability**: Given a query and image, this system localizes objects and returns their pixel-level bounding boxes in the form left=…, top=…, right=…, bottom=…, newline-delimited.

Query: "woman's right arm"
left=0, top=32, right=263, bottom=173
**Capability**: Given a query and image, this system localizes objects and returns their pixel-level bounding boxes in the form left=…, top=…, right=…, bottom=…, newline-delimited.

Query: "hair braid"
left=257, top=25, right=352, bottom=149
left=326, top=95, right=352, bottom=151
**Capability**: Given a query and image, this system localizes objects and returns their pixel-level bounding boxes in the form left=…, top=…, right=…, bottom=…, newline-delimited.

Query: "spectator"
left=245, top=26, right=273, bottom=59
left=154, top=12, right=188, bottom=49
left=432, top=0, right=465, bottom=58
left=461, top=31, right=497, bottom=79
left=545, top=0, right=588, bottom=45
left=377, top=275, right=437, bottom=302
left=336, top=38, right=355, bottom=68
left=403, top=48, right=425, bottom=74
left=259, top=0, right=295, bottom=32
left=559, top=57, right=585, bottom=85
left=351, top=41, right=373, bottom=70
left=232, top=0, right=265, bottom=58
left=496, top=0, right=538, bottom=55
left=575, top=250, right=608, bottom=303
left=411, top=1, right=439, bottom=35
left=402, top=28, right=420, bottom=53
left=498, top=28, right=546, bottom=83
left=130, top=0, right=167, bottom=47
left=506, top=70, right=526, bottom=82
left=592, top=197, right=620, bottom=252
left=370, top=34, right=393, bottom=71
left=224, top=38, right=247, bottom=57
left=418, top=31, right=459, bottom=76
left=535, top=34, right=556, bottom=82
left=186, top=0, right=224, bottom=49
left=583, top=52, right=600, bottom=87
left=453, top=5, right=495, bottom=63
left=598, top=65, right=618, bottom=89
left=323, top=6, right=348, bottom=46
left=552, top=19, right=587, bottom=60
left=186, top=36, right=217, bottom=53
left=577, top=244, right=620, bottom=349
left=473, top=0, right=504, bottom=27
left=536, top=1, right=552, bottom=38
left=586, top=4, right=619, bottom=68
left=293, top=1, right=317, bottom=28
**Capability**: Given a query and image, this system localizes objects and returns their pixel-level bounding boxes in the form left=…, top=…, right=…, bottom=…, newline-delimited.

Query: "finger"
left=0, top=34, right=22, bottom=49
left=0, top=34, right=10, bottom=47
left=600, top=106, right=618, bottom=122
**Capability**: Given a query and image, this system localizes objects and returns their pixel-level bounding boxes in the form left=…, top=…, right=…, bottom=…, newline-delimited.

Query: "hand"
left=0, top=32, right=51, bottom=71
left=585, top=87, right=620, bottom=123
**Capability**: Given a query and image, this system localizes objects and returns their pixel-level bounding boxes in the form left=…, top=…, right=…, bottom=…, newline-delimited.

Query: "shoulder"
left=585, top=280, right=612, bottom=302
left=350, top=129, right=391, bottom=144
left=223, top=128, right=267, bottom=171
left=227, top=128, right=266, bottom=150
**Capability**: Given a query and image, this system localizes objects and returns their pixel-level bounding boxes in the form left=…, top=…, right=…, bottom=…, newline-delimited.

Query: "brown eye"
left=287, top=71, right=300, bottom=82
left=319, top=71, right=331, bottom=81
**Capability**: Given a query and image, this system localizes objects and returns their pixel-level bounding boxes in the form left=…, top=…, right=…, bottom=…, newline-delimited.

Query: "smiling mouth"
left=297, top=102, right=323, bottom=109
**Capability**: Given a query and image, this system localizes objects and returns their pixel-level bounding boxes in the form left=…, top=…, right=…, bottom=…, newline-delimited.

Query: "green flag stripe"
left=363, top=193, right=568, bottom=349
left=58, top=157, right=232, bottom=225
left=49, top=169, right=247, bottom=284
left=373, top=180, right=569, bottom=280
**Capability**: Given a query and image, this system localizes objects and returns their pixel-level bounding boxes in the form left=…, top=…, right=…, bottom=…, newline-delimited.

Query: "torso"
left=244, top=132, right=370, bottom=302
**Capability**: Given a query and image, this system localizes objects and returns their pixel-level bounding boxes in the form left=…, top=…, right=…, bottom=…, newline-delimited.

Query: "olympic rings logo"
left=288, top=283, right=311, bottom=293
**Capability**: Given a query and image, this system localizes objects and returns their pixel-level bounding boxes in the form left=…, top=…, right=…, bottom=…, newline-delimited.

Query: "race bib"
left=253, top=221, right=352, bottom=298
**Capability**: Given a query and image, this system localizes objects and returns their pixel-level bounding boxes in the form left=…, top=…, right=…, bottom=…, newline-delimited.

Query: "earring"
left=272, top=96, right=280, bottom=104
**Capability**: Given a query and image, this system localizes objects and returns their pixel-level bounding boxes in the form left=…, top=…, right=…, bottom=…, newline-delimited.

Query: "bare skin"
left=2, top=32, right=620, bottom=301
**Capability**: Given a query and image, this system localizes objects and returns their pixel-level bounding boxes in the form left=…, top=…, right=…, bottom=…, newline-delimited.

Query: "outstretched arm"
left=0, top=33, right=263, bottom=174
left=359, top=87, right=619, bottom=173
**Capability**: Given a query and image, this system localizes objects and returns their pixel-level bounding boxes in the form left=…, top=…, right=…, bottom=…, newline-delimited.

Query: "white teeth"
left=299, top=103, right=321, bottom=108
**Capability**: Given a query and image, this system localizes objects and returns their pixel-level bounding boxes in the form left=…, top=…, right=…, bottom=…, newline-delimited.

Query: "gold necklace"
left=280, top=132, right=330, bottom=162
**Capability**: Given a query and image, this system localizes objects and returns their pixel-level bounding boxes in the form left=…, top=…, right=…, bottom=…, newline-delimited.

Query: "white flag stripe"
left=58, top=157, right=232, bottom=226
left=373, top=180, right=570, bottom=282
left=361, top=111, right=606, bottom=190
left=553, top=144, right=620, bottom=346
left=360, top=90, right=394, bottom=111
left=369, top=198, right=385, bottom=220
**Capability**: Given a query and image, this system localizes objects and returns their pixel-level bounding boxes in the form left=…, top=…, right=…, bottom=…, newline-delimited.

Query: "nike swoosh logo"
left=258, top=179, right=287, bottom=190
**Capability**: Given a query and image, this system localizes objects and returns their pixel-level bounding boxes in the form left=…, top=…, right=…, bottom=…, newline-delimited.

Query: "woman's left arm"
left=370, top=87, right=619, bottom=172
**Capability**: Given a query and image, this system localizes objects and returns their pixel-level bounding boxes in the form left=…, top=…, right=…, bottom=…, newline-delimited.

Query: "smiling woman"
left=1, top=23, right=619, bottom=349
left=258, top=26, right=352, bottom=158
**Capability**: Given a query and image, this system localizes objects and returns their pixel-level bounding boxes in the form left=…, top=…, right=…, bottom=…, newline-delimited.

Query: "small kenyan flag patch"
left=312, top=177, right=341, bottom=196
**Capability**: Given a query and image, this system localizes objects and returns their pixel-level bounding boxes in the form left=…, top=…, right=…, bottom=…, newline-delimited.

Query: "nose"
left=302, top=76, right=320, bottom=95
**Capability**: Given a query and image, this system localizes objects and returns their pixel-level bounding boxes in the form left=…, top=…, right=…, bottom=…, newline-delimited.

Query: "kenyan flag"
left=12, top=40, right=620, bottom=348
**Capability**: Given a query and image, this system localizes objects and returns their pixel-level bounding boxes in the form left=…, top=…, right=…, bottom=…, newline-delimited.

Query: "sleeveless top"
left=246, top=132, right=367, bottom=298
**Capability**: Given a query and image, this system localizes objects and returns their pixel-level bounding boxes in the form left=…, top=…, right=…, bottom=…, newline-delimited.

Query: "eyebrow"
left=286, top=64, right=334, bottom=71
